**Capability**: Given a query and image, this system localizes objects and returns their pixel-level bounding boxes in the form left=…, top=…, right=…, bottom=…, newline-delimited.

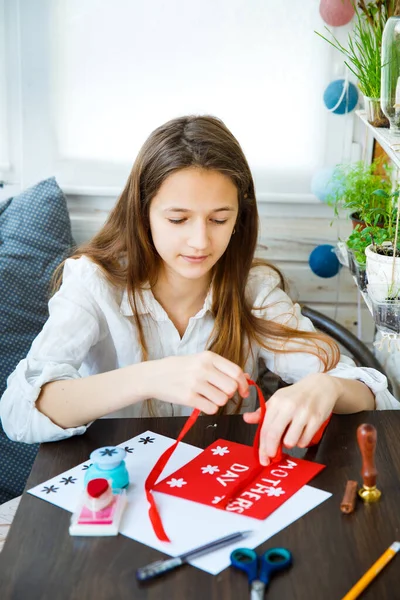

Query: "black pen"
left=136, top=530, right=253, bottom=581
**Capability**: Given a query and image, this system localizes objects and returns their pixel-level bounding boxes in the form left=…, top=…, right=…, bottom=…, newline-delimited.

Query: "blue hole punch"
left=84, top=446, right=129, bottom=490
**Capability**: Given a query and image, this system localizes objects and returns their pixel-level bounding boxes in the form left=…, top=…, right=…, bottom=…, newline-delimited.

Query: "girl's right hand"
left=152, top=351, right=250, bottom=414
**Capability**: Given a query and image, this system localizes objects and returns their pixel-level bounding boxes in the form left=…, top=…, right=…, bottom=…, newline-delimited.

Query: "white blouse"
left=1, top=256, right=398, bottom=444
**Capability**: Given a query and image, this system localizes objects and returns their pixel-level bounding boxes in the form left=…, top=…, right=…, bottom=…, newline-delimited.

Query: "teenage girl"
left=1, top=115, right=398, bottom=465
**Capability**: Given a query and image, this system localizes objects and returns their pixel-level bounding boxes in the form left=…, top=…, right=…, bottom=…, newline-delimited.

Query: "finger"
left=207, top=370, right=239, bottom=399
left=191, top=393, right=220, bottom=415
left=260, top=410, right=292, bottom=463
left=243, top=408, right=262, bottom=424
left=236, top=371, right=250, bottom=397
left=198, top=382, right=229, bottom=408
left=211, top=354, right=249, bottom=397
left=283, top=414, right=308, bottom=449
left=259, top=397, right=280, bottom=432
left=297, top=419, right=320, bottom=448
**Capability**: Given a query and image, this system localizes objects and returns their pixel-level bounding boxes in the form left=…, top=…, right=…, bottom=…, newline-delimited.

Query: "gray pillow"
left=0, top=177, right=75, bottom=503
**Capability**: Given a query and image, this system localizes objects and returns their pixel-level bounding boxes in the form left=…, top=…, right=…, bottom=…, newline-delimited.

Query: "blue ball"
left=309, top=244, right=341, bottom=278
left=311, top=166, right=344, bottom=203
left=323, top=79, right=358, bottom=114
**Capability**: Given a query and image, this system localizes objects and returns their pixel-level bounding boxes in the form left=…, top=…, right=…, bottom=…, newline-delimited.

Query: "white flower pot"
left=366, top=244, right=400, bottom=301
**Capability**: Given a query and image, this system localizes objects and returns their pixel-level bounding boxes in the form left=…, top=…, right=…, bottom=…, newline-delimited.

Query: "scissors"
left=230, top=546, right=292, bottom=599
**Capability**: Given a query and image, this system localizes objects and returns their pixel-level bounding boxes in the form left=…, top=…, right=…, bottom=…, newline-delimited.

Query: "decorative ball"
left=311, top=166, right=343, bottom=203
left=309, top=244, right=341, bottom=278
left=323, top=79, right=358, bottom=114
left=319, top=0, right=355, bottom=27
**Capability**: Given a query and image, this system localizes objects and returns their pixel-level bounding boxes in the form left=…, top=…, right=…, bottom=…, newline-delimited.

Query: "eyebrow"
left=163, top=206, right=236, bottom=213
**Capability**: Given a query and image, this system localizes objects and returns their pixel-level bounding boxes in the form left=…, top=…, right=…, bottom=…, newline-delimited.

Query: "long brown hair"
left=54, top=115, right=339, bottom=413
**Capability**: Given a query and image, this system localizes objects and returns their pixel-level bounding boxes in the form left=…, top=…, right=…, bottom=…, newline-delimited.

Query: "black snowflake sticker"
left=124, top=446, right=134, bottom=453
left=139, top=436, right=155, bottom=445
left=82, top=463, right=93, bottom=470
left=100, top=448, right=118, bottom=457
left=41, top=485, right=59, bottom=494
left=60, top=476, right=77, bottom=485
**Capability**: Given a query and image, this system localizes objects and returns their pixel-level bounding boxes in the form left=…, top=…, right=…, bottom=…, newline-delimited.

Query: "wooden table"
left=1, top=412, right=399, bottom=599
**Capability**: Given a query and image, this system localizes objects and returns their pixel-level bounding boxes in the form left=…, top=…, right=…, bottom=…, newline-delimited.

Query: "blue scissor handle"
left=230, top=548, right=259, bottom=582
left=259, top=547, right=292, bottom=584
left=230, top=547, right=292, bottom=585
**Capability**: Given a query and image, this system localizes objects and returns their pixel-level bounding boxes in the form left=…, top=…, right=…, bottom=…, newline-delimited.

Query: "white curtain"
left=3, top=0, right=354, bottom=198
left=0, top=0, right=9, bottom=173
left=48, top=0, right=335, bottom=196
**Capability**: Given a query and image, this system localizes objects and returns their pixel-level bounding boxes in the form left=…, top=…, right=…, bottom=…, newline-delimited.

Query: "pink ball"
left=319, top=0, right=355, bottom=27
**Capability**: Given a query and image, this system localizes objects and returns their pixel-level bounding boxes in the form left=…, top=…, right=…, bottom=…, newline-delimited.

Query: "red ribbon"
left=144, top=407, right=201, bottom=542
left=145, top=379, right=331, bottom=542
left=215, top=379, right=331, bottom=510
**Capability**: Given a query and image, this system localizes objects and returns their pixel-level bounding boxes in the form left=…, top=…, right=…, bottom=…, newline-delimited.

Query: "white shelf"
left=351, top=275, right=373, bottom=315
left=354, top=111, right=400, bottom=320
left=337, top=242, right=373, bottom=315
left=356, top=110, right=400, bottom=169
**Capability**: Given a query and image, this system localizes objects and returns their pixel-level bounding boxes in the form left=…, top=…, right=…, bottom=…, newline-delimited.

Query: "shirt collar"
left=120, top=285, right=213, bottom=321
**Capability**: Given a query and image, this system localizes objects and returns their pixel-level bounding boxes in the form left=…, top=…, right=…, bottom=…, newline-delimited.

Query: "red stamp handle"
left=357, top=423, right=378, bottom=488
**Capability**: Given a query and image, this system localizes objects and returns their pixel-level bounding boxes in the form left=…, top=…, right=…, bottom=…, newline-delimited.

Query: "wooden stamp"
left=357, top=423, right=381, bottom=503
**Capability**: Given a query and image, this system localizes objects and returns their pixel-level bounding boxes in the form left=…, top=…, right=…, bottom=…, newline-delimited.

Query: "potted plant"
left=327, top=159, right=392, bottom=229
left=365, top=188, right=400, bottom=331
left=346, top=226, right=367, bottom=285
left=365, top=188, right=400, bottom=289
left=346, top=224, right=392, bottom=291
left=316, top=1, right=398, bottom=127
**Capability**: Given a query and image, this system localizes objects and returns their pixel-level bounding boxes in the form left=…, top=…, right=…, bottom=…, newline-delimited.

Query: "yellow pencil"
left=341, top=541, right=400, bottom=600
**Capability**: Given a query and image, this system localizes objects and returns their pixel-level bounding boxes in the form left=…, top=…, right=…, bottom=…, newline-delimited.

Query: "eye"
left=167, top=218, right=228, bottom=225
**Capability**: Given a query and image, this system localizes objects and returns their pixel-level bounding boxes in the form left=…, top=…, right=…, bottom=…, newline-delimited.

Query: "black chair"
left=257, top=305, right=391, bottom=400
left=300, top=305, right=385, bottom=372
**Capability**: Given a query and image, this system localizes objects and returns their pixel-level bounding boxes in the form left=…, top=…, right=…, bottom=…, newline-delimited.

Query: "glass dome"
left=381, top=16, right=400, bottom=135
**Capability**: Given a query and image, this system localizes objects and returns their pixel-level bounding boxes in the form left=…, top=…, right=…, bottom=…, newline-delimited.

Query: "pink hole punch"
left=69, top=477, right=127, bottom=536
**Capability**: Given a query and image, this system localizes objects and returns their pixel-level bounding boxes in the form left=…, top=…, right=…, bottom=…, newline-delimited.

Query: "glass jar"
left=381, top=16, right=400, bottom=135
left=363, top=96, right=389, bottom=128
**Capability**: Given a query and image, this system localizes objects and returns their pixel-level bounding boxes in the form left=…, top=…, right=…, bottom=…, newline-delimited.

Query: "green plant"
left=346, top=224, right=393, bottom=265
left=367, top=188, right=399, bottom=230
left=345, top=188, right=400, bottom=278
left=327, top=159, right=392, bottom=223
left=315, top=1, right=397, bottom=98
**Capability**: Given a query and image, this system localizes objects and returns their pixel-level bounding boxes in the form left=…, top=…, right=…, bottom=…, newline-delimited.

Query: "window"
left=0, top=0, right=23, bottom=200
left=0, top=0, right=9, bottom=175
left=13, top=0, right=356, bottom=201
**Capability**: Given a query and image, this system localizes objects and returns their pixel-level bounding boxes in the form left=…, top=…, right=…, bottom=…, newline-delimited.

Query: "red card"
left=154, top=438, right=325, bottom=519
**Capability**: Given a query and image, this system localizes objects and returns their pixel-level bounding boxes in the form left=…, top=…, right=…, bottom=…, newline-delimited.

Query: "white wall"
left=0, top=0, right=377, bottom=347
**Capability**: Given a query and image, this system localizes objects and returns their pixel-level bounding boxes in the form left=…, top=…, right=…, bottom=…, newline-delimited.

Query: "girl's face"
left=149, top=168, right=238, bottom=282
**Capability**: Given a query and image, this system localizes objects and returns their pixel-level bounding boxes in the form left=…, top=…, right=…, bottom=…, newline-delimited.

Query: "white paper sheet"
left=28, top=430, right=331, bottom=575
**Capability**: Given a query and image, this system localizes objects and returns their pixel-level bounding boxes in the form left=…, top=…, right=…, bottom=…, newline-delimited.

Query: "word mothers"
left=216, top=458, right=298, bottom=514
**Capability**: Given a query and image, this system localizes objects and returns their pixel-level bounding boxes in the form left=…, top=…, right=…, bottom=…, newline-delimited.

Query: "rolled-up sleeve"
left=252, top=267, right=400, bottom=410
left=0, top=258, right=105, bottom=443
left=327, top=356, right=400, bottom=410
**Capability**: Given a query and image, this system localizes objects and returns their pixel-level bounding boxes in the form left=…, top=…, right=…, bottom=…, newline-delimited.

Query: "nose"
left=187, top=220, right=209, bottom=251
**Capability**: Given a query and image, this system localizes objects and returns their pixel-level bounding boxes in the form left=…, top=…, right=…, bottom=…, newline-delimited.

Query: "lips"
left=181, top=255, right=208, bottom=263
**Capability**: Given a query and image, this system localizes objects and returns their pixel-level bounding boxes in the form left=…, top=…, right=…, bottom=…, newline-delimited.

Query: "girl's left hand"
left=243, top=373, right=341, bottom=465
